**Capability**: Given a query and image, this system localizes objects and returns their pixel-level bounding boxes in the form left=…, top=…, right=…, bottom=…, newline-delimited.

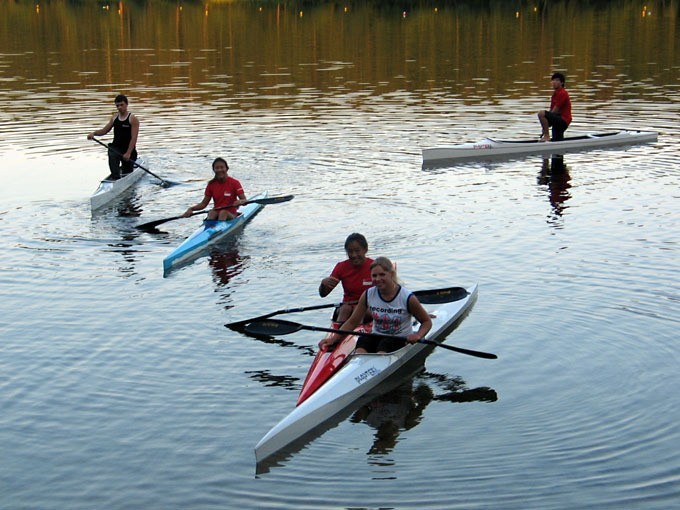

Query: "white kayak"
left=422, top=130, right=658, bottom=164
left=254, top=283, right=481, bottom=465
left=90, top=163, right=146, bottom=210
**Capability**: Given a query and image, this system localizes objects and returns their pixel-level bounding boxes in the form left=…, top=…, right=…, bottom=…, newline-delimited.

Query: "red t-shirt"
left=205, top=177, right=244, bottom=214
left=330, top=258, right=374, bottom=303
left=550, top=87, right=572, bottom=125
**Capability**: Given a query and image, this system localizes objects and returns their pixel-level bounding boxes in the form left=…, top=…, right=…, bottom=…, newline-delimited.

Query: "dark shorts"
left=108, top=144, right=138, bottom=176
left=356, top=335, right=406, bottom=353
left=544, top=111, right=568, bottom=140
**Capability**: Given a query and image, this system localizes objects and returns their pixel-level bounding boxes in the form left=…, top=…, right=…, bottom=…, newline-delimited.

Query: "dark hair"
left=114, top=94, right=128, bottom=104
left=212, top=157, right=229, bottom=170
left=344, top=233, right=368, bottom=251
left=551, top=72, right=566, bottom=86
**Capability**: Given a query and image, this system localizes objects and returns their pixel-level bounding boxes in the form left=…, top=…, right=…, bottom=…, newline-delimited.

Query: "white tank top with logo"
left=366, top=285, right=413, bottom=336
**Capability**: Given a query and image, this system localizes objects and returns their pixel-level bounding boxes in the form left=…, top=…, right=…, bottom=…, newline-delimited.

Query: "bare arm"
left=183, top=195, right=212, bottom=217
left=123, top=114, right=140, bottom=160
left=233, top=190, right=248, bottom=207
left=319, top=276, right=339, bottom=297
left=319, top=291, right=367, bottom=349
left=87, top=114, right=115, bottom=139
left=407, top=295, right=432, bottom=342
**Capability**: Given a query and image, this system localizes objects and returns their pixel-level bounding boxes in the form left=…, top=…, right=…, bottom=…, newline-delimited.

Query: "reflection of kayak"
left=90, top=163, right=146, bottom=210
left=255, top=284, right=479, bottom=465
left=162, top=191, right=267, bottom=274
left=422, top=130, right=658, bottom=164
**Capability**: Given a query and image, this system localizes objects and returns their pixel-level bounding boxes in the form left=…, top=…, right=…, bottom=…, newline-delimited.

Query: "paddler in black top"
left=87, top=94, right=140, bottom=179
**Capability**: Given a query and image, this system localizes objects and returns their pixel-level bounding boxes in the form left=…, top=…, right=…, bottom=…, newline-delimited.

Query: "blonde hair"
left=370, top=256, right=401, bottom=284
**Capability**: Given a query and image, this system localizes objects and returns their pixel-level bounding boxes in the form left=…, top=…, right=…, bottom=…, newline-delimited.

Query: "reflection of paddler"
left=351, top=381, right=434, bottom=455
left=539, top=156, right=571, bottom=215
left=208, top=249, right=246, bottom=287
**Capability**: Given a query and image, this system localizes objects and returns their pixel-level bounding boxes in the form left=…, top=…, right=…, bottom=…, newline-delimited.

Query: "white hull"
left=90, top=164, right=146, bottom=210
left=422, top=130, right=658, bottom=164
left=254, top=284, right=479, bottom=465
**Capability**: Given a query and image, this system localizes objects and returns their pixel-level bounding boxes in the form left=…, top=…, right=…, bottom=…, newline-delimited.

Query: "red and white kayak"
left=255, top=284, right=480, bottom=465
left=296, top=322, right=371, bottom=406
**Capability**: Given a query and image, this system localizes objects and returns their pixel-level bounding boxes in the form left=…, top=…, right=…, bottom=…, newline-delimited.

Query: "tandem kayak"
left=422, top=130, right=658, bottom=165
left=254, top=284, right=480, bottom=465
left=90, top=163, right=146, bottom=210
left=162, top=191, right=267, bottom=274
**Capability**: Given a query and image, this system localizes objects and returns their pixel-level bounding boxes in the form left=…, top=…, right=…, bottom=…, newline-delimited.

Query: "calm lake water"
left=1, top=1, right=679, bottom=508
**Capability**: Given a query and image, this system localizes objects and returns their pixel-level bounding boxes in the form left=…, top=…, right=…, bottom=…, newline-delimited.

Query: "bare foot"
left=539, top=135, right=551, bottom=142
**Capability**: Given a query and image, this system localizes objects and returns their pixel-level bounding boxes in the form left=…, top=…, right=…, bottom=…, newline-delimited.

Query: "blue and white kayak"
left=163, top=191, right=267, bottom=274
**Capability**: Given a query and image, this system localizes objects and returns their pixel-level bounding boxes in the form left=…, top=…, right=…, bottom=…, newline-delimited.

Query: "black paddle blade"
left=415, top=287, right=468, bottom=304
left=225, top=321, right=249, bottom=333
left=225, top=302, right=343, bottom=332
left=243, top=319, right=303, bottom=337
left=135, top=215, right=183, bottom=231
left=254, top=195, right=294, bottom=205
left=158, top=179, right=177, bottom=188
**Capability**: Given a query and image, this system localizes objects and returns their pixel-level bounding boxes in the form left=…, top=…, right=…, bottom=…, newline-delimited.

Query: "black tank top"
left=112, top=113, right=133, bottom=151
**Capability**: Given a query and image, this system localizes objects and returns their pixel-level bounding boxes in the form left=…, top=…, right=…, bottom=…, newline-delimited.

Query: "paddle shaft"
left=136, top=195, right=293, bottom=230
left=419, top=339, right=497, bottom=359
left=278, top=323, right=497, bottom=360
left=92, top=137, right=170, bottom=186
left=226, top=301, right=348, bottom=330
left=227, top=288, right=466, bottom=330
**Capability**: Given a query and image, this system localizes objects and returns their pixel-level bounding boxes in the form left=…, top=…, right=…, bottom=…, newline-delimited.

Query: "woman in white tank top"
left=319, top=257, right=432, bottom=353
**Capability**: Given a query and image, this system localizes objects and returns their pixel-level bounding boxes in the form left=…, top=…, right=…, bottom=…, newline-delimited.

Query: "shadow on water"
left=254, top=368, right=497, bottom=475
left=537, top=155, right=571, bottom=225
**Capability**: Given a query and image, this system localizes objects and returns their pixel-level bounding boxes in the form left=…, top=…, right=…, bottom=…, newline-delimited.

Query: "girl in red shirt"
left=319, top=233, right=374, bottom=323
left=183, top=157, right=247, bottom=221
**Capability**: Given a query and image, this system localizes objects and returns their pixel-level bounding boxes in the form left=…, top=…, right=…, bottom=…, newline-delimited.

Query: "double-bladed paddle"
left=91, top=137, right=176, bottom=187
left=242, top=318, right=497, bottom=359
left=225, top=287, right=468, bottom=332
left=226, top=301, right=349, bottom=332
left=135, top=195, right=294, bottom=231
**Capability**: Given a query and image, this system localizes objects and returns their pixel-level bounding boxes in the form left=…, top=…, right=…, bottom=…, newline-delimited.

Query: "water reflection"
left=90, top=188, right=146, bottom=218
left=242, top=336, right=316, bottom=355
left=254, top=368, right=497, bottom=474
left=209, top=247, right=247, bottom=288
left=353, top=372, right=497, bottom=465
left=246, top=370, right=300, bottom=390
left=91, top=194, right=146, bottom=276
left=537, top=155, right=571, bottom=224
